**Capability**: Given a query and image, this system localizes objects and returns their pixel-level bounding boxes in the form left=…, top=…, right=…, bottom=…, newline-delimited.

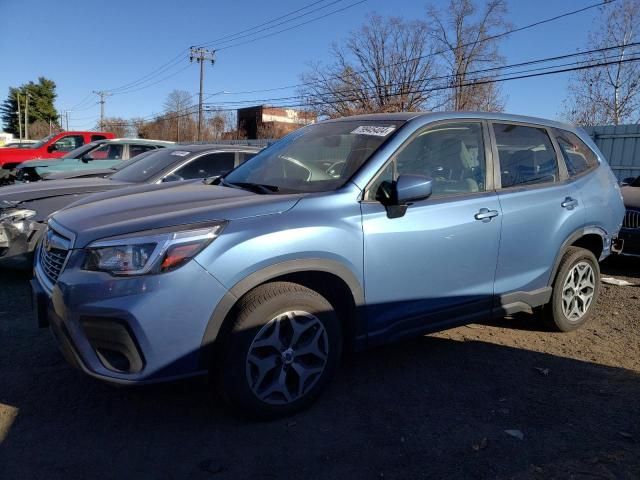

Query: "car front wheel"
left=217, top=282, right=342, bottom=419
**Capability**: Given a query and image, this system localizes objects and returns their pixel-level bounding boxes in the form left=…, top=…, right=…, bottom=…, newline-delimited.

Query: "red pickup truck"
left=0, top=131, right=115, bottom=168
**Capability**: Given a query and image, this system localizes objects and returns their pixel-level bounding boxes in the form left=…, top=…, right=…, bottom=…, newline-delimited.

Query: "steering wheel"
left=325, top=160, right=346, bottom=178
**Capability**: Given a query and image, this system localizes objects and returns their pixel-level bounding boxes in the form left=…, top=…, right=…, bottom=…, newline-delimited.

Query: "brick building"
left=237, top=105, right=316, bottom=139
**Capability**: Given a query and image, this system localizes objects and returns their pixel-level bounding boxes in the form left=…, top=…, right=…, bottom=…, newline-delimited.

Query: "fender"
left=199, top=258, right=365, bottom=365
left=547, top=225, right=608, bottom=286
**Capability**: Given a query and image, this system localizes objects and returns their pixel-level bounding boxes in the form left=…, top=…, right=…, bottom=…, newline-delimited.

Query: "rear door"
left=491, top=122, right=585, bottom=301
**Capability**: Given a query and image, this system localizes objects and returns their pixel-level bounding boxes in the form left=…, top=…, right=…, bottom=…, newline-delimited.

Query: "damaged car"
left=0, top=144, right=260, bottom=268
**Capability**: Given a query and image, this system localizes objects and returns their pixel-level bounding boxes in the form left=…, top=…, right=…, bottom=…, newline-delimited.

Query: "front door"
left=361, top=121, right=502, bottom=344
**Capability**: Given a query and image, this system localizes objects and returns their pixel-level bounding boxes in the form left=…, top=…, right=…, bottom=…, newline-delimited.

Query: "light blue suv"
left=31, top=112, right=625, bottom=418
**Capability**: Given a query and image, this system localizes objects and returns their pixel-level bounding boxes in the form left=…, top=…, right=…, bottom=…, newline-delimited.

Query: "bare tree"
left=164, top=90, right=195, bottom=141
left=428, top=0, right=508, bottom=111
left=99, top=117, right=130, bottom=137
left=299, top=14, right=441, bottom=118
left=29, top=119, right=59, bottom=139
left=563, top=0, right=640, bottom=126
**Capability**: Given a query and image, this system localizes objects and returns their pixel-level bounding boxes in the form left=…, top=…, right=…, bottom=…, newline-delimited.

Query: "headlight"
left=0, top=208, right=36, bottom=223
left=83, top=223, right=225, bottom=276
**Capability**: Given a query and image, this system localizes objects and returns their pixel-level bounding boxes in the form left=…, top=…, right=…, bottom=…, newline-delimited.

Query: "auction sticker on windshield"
left=170, top=151, right=191, bottom=157
left=351, top=125, right=396, bottom=137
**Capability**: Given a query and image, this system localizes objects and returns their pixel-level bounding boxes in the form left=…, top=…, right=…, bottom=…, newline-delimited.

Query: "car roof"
left=104, top=138, right=175, bottom=146
left=168, top=143, right=263, bottom=153
left=323, top=111, right=577, bottom=130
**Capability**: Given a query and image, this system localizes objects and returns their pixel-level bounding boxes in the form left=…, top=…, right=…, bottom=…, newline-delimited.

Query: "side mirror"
left=162, top=173, right=184, bottom=183
left=47, top=145, right=56, bottom=153
left=81, top=154, right=93, bottom=163
left=395, top=174, right=433, bottom=204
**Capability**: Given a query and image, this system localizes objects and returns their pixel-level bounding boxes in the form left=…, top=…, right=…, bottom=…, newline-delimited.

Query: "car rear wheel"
left=544, top=246, right=600, bottom=332
left=216, top=282, right=342, bottom=419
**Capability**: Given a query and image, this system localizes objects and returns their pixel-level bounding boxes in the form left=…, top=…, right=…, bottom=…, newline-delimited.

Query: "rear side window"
left=175, top=152, right=236, bottom=179
left=129, top=144, right=157, bottom=158
left=91, top=135, right=107, bottom=141
left=552, top=129, right=598, bottom=177
left=493, top=123, right=558, bottom=188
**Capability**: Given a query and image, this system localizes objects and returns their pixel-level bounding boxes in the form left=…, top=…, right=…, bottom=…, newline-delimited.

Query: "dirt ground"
left=0, top=258, right=639, bottom=479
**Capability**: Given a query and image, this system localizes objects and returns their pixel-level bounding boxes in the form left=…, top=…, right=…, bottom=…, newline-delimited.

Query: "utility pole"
left=16, top=93, right=22, bottom=141
left=93, top=90, right=110, bottom=130
left=189, top=47, right=216, bottom=141
left=24, top=92, right=29, bottom=140
left=65, top=111, right=70, bottom=131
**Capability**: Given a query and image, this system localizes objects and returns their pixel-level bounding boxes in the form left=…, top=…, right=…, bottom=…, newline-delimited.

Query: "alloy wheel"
left=561, top=261, right=596, bottom=321
left=245, top=310, right=329, bottom=405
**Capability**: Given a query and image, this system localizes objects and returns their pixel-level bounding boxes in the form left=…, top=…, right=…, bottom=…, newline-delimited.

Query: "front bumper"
left=0, top=220, right=45, bottom=269
left=617, top=228, right=640, bottom=257
left=33, top=249, right=230, bottom=385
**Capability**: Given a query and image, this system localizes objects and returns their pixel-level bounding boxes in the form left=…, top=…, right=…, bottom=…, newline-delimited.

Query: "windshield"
left=110, top=149, right=156, bottom=172
left=110, top=148, right=191, bottom=183
left=29, top=134, right=57, bottom=149
left=224, top=120, right=403, bottom=193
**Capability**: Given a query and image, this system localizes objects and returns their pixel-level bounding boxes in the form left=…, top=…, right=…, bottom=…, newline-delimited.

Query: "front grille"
left=623, top=209, right=640, bottom=229
left=39, top=227, right=71, bottom=284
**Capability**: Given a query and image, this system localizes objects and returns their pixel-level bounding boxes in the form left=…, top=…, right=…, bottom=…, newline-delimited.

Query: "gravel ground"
left=0, top=258, right=639, bottom=480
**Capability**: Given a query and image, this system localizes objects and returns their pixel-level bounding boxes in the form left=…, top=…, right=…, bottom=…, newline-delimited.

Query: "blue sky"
left=0, top=0, right=601, bottom=130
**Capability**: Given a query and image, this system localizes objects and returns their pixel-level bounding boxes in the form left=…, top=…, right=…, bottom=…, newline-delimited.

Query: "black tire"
left=543, top=246, right=600, bottom=332
left=216, top=281, right=342, bottom=419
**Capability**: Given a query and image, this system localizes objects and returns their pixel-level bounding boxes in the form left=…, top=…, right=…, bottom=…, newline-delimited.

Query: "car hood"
left=45, top=168, right=114, bottom=180
left=622, top=185, right=640, bottom=209
left=18, top=158, right=61, bottom=168
left=0, top=177, right=129, bottom=203
left=52, top=180, right=303, bottom=247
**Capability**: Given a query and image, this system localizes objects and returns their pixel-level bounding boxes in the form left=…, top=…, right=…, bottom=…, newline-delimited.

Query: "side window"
left=86, top=143, right=123, bottom=160
left=493, top=123, right=558, bottom=188
left=129, top=144, right=157, bottom=158
left=174, top=152, right=236, bottom=179
left=91, top=134, right=107, bottom=142
left=552, top=129, right=598, bottom=177
left=53, top=135, right=84, bottom=152
left=367, top=122, right=486, bottom=200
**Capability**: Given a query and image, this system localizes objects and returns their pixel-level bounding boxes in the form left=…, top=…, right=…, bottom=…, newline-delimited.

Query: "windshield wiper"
left=226, top=181, right=279, bottom=194
left=213, top=176, right=278, bottom=194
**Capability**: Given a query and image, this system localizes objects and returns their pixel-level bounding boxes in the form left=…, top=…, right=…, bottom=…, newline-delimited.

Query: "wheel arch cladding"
left=199, top=259, right=365, bottom=367
left=549, top=228, right=605, bottom=286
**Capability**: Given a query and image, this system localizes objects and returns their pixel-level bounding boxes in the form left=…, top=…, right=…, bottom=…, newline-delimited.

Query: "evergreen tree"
left=1, top=77, right=59, bottom=136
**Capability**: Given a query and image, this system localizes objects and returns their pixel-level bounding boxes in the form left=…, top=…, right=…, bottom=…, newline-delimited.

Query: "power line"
left=87, top=0, right=356, bottom=98
left=68, top=0, right=617, bottom=123
left=98, top=54, right=640, bottom=127
left=198, top=42, right=640, bottom=108
left=215, top=0, right=368, bottom=51
left=194, top=0, right=342, bottom=48
left=207, top=0, right=617, bottom=96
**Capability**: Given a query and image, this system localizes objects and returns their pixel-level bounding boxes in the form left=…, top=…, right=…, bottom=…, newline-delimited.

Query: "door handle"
left=474, top=208, right=499, bottom=222
left=561, top=197, right=578, bottom=210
